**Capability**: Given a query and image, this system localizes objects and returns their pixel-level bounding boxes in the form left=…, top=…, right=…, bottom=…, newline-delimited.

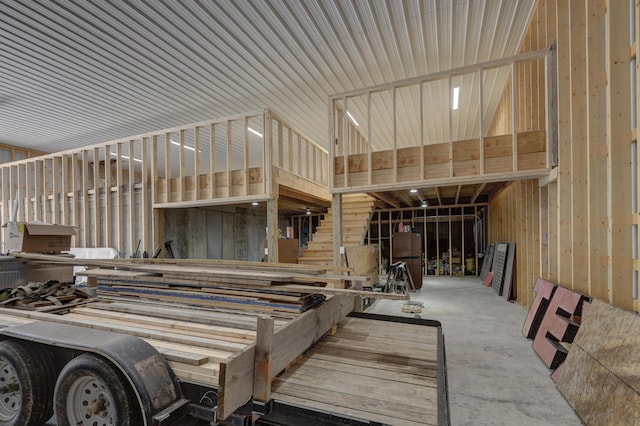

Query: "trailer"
left=0, top=280, right=448, bottom=425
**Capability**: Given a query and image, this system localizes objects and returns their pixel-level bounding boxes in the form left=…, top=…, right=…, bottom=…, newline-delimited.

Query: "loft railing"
left=0, top=108, right=328, bottom=255
left=329, top=47, right=556, bottom=192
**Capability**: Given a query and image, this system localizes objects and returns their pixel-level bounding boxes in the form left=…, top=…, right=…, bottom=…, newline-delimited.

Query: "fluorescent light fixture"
left=248, top=127, right=263, bottom=137
left=251, top=202, right=259, bottom=206
left=452, top=86, right=460, bottom=110
left=170, top=139, right=196, bottom=152
left=110, top=152, right=142, bottom=163
left=410, top=188, right=418, bottom=193
left=346, top=111, right=359, bottom=126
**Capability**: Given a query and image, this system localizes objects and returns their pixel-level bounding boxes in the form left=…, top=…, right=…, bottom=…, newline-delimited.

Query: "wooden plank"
left=271, top=294, right=352, bottom=377
left=103, top=145, right=113, bottom=247
left=253, top=317, right=274, bottom=402
left=607, top=1, right=633, bottom=309
left=556, top=0, right=573, bottom=289
left=218, top=344, right=255, bottom=419
left=569, top=1, right=589, bottom=295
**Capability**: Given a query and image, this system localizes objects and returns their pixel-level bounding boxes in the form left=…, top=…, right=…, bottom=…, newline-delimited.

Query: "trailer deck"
left=0, top=294, right=448, bottom=424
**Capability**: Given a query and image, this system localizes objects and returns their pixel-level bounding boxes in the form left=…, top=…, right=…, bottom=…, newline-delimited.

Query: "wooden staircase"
left=298, top=194, right=376, bottom=266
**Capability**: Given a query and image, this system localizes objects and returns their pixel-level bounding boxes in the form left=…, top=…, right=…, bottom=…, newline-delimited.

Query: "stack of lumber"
left=0, top=299, right=266, bottom=387
left=11, top=253, right=408, bottom=302
left=96, top=276, right=327, bottom=314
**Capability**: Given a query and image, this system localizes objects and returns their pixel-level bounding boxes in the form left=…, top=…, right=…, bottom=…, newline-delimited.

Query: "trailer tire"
left=54, top=353, right=142, bottom=426
left=0, top=340, right=55, bottom=426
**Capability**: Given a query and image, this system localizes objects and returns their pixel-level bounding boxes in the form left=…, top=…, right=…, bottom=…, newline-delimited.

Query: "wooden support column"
left=142, top=138, right=150, bottom=252
left=587, top=0, right=609, bottom=300
left=555, top=0, right=573, bottom=288
left=128, top=141, right=136, bottom=253
left=71, top=155, right=79, bottom=231
left=607, top=0, right=633, bottom=310
left=116, top=143, right=124, bottom=252
left=253, top=317, right=274, bottom=402
left=93, top=147, right=101, bottom=246
left=104, top=145, right=113, bottom=248
left=332, top=193, right=343, bottom=269
left=569, top=0, right=589, bottom=294
left=82, top=151, right=90, bottom=247
left=194, top=128, right=201, bottom=200
left=210, top=124, right=216, bottom=199
left=266, top=194, right=278, bottom=263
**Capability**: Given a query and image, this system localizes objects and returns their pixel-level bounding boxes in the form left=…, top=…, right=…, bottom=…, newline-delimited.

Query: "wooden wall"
left=489, top=0, right=637, bottom=313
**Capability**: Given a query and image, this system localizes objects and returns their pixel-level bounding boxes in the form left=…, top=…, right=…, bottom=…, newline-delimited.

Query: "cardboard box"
left=3, top=222, right=77, bottom=253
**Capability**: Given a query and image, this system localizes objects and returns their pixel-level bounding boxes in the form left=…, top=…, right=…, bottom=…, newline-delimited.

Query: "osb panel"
left=345, top=245, right=378, bottom=285
left=558, top=299, right=640, bottom=425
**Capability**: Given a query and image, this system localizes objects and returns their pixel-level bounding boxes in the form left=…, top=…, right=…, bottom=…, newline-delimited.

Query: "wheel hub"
left=0, top=361, right=21, bottom=421
left=67, top=376, right=116, bottom=425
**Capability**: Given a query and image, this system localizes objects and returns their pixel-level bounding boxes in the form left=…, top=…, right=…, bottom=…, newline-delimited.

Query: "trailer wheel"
left=0, top=340, right=54, bottom=426
left=54, top=353, right=142, bottom=426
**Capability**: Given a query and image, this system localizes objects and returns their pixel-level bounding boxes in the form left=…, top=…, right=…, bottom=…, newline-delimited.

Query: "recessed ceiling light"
left=306, top=208, right=311, bottom=215
left=452, top=86, right=460, bottom=110
left=251, top=202, right=259, bottom=206
left=170, top=139, right=196, bottom=151
left=421, top=201, right=428, bottom=208
left=346, top=111, right=359, bottom=127
left=410, top=189, right=418, bottom=193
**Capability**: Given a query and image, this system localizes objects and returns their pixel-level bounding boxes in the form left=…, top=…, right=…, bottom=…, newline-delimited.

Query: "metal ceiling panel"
left=0, top=0, right=537, bottom=153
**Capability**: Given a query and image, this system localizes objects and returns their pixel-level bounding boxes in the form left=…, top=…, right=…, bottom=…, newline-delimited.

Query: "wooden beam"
left=332, top=193, right=343, bottom=269
left=570, top=0, right=589, bottom=295
left=253, top=317, right=274, bottom=402
left=607, top=0, right=633, bottom=309
left=587, top=0, right=608, bottom=301
left=370, top=192, right=401, bottom=209
left=454, top=185, right=462, bottom=204
left=556, top=0, right=573, bottom=288
left=435, top=187, right=443, bottom=206
left=470, top=183, right=487, bottom=204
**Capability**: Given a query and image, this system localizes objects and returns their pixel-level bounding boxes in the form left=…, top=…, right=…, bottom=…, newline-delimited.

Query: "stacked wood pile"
left=11, top=253, right=408, bottom=308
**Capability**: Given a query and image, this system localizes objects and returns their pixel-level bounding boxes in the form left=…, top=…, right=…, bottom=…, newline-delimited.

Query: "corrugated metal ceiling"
left=0, top=0, right=536, bottom=153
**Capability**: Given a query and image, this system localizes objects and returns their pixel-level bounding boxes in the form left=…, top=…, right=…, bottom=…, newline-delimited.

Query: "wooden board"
left=271, top=316, right=442, bottom=425
left=491, top=243, right=509, bottom=296
left=479, top=244, right=495, bottom=281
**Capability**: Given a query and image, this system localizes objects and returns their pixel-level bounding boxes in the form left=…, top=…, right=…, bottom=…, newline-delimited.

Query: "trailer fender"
left=0, top=321, right=182, bottom=425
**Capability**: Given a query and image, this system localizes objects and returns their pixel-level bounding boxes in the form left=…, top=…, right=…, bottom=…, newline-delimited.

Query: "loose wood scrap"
left=0, top=281, right=89, bottom=312
left=273, top=284, right=408, bottom=300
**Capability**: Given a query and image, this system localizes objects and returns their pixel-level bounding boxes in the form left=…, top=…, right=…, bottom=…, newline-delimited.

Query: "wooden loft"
left=324, top=48, right=555, bottom=266
left=328, top=48, right=555, bottom=195
left=0, top=109, right=330, bottom=260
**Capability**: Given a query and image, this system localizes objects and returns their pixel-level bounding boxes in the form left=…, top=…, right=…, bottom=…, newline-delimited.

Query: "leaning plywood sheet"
left=345, top=245, right=379, bottom=289
left=491, top=243, right=509, bottom=296
left=556, top=299, right=640, bottom=425
left=270, top=314, right=447, bottom=426
left=479, top=244, right=495, bottom=281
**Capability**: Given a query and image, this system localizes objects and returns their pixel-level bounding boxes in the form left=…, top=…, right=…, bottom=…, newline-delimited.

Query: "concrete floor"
left=367, top=276, right=582, bottom=426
